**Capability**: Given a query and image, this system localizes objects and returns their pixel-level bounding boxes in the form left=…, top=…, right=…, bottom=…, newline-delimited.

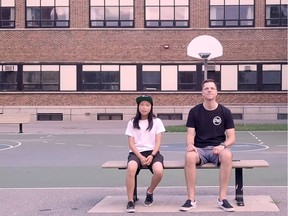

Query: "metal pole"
left=204, top=58, right=208, bottom=80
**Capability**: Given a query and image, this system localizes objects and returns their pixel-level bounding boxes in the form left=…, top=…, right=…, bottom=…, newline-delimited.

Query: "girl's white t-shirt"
left=125, top=118, right=166, bottom=152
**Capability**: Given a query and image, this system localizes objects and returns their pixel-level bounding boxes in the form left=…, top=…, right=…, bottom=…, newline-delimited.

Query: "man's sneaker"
left=126, top=201, right=135, bottom=213
left=179, top=199, right=197, bottom=211
left=144, top=189, right=153, bottom=206
left=217, top=199, right=235, bottom=212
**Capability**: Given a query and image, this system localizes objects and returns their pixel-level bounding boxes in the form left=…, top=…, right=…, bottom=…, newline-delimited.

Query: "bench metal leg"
left=133, top=175, right=138, bottom=202
left=19, top=123, right=23, bottom=133
left=235, top=168, right=244, bottom=206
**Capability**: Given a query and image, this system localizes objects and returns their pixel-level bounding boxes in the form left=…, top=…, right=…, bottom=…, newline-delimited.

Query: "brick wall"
left=0, top=92, right=286, bottom=106
left=0, top=29, right=286, bottom=63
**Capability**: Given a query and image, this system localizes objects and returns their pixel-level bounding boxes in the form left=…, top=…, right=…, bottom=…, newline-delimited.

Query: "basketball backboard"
left=187, top=35, right=223, bottom=60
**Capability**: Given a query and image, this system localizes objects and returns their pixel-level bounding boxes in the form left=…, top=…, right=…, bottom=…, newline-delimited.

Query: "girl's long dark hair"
left=133, top=105, right=156, bottom=131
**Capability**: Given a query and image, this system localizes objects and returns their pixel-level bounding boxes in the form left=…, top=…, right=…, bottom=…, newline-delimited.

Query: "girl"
left=125, top=95, right=165, bottom=213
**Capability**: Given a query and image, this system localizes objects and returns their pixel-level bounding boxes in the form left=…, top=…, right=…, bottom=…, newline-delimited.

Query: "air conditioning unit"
left=3, top=65, right=15, bottom=71
left=244, top=66, right=251, bottom=71
left=207, top=65, right=215, bottom=71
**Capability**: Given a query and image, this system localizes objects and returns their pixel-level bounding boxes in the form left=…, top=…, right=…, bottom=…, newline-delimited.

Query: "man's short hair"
left=201, top=79, right=217, bottom=90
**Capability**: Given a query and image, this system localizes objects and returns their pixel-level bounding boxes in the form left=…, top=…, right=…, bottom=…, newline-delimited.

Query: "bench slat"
left=101, top=159, right=269, bottom=169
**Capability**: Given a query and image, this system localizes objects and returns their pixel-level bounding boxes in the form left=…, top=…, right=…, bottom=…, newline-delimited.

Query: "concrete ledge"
left=88, top=195, right=279, bottom=213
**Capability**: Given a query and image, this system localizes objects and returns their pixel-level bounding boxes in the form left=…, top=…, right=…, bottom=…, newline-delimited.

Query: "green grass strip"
left=165, top=124, right=287, bottom=132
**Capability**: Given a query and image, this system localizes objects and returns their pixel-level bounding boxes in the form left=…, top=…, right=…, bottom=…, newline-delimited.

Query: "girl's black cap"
left=136, top=95, right=153, bottom=105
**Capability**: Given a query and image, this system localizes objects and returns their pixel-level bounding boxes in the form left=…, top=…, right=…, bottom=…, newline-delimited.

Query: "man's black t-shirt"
left=186, top=103, right=235, bottom=148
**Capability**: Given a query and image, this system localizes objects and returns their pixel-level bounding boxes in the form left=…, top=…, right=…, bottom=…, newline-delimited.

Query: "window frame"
left=25, top=0, right=70, bottom=28
left=89, top=0, right=134, bottom=28
left=22, top=65, right=60, bottom=91
left=144, top=0, right=189, bottom=28
left=0, top=0, right=15, bottom=28
left=0, top=65, right=18, bottom=91
left=265, top=0, right=287, bottom=27
left=209, top=0, right=255, bottom=28
left=82, top=65, right=120, bottom=91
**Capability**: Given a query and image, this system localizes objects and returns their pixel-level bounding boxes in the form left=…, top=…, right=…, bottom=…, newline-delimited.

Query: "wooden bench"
left=102, top=159, right=269, bottom=206
left=0, top=114, right=31, bottom=133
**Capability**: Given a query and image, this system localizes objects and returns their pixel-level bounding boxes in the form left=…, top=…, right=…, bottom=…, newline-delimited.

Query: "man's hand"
left=186, top=144, right=197, bottom=152
left=212, top=145, right=225, bottom=155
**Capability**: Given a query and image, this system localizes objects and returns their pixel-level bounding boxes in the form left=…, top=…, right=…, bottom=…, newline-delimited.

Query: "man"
left=180, top=79, right=236, bottom=212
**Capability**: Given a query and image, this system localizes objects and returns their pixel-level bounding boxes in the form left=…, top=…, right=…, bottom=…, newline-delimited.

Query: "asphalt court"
left=0, top=121, right=287, bottom=215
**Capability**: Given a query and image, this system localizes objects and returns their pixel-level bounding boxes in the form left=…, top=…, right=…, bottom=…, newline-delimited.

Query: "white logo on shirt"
left=213, top=116, right=222, bottom=125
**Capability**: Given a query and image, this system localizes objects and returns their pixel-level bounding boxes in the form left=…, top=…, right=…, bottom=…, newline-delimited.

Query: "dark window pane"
left=82, top=69, right=119, bottom=91
left=238, top=71, right=257, bottom=84
left=238, top=70, right=257, bottom=91
left=225, top=20, right=238, bottom=26
left=281, top=5, right=288, bottom=18
left=267, top=5, right=280, bottom=19
left=161, top=21, right=174, bottom=26
left=42, top=71, right=59, bottom=84
left=263, top=71, right=281, bottom=84
left=240, top=5, right=253, bottom=19
left=83, top=71, right=101, bottom=83
left=178, top=71, right=197, bottom=91
left=210, top=6, right=224, bottom=19
left=146, top=21, right=159, bottom=27
left=142, top=72, right=160, bottom=84
left=225, top=5, right=238, bottom=19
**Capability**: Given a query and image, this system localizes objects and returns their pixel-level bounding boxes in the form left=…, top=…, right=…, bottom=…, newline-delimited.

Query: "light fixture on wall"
left=163, top=44, right=170, bottom=49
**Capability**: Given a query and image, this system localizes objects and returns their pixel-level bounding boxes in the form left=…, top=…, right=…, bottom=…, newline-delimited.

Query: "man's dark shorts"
left=128, top=150, right=164, bottom=175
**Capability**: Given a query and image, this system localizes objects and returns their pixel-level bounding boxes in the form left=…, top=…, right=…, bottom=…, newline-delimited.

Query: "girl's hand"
left=140, top=155, right=147, bottom=165
left=143, top=155, right=153, bottom=166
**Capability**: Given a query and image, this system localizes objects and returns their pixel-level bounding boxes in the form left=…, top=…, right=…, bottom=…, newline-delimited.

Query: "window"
left=238, top=64, right=283, bottom=91
left=232, top=113, right=243, bottom=120
left=238, top=65, right=257, bottom=90
left=139, top=65, right=161, bottom=91
left=97, top=113, right=123, bottom=120
left=210, top=0, right=254, bottom=27
left=178, top=65, right=197, bottom=91
left=157, top=113, right=183, bottom=120
left=37, top=113, right=63, bottom=121
left=145, top=0, right=189, bottom=28
left=277, top=113, right=287, bottom=120
left=23, top=65, right=60, bottom=91
left=82, top=65, right=120, bottom=91
left=90, top=0, right=134, bottom=28
left=26, top=0, right=69, bottom=28
left=0, top=65, right=17, bottom=91
left=266, top=0, right=287, bottom=26
left=207, top=69, right=221, bottom=88
left=0, top=0, right=15, bottom=28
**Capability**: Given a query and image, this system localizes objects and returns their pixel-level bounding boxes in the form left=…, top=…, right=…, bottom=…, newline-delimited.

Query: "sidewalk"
left=0, top=186, right=286, bottom=216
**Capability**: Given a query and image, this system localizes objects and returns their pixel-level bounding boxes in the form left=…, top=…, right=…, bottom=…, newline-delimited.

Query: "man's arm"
left=223, top=128, right=235, bottom=147
left=186, top=127, right=197, bottom=152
